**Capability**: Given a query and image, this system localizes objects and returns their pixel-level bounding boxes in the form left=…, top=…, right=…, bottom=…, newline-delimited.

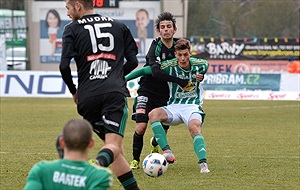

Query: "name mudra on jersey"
left=53, top=171, right=87, bottom=187
left=77, top=16, right=114, bottom=24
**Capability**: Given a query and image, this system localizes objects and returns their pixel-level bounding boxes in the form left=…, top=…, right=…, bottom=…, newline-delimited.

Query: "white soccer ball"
left=142, top=153, right=168, bottom=177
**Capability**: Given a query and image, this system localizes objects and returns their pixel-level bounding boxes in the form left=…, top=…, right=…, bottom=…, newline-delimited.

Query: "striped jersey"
left=161, top=57, right=209, bottom=105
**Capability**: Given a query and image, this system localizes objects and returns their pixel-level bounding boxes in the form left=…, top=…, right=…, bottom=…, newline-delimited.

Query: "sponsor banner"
left=0, top=71, right=138, bottom=98
left=189, top=37, right=300, bottom=60
left=1, top=71, right=298, bottom=101
left=205, top=91, right=300, bottom=101
left=33, top=1, right=160, bottom=63
left=202, top=73, right=281, bottom=91
left=0, top=71, right=76, bottom=97
left=208, top=60, right=288, bottom=73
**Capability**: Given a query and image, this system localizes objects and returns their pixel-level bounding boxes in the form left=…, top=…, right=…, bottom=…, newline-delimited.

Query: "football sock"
left=151, top=120, right=169, bottom=150
left=117, top=171, right=140, bottom=190
left=151, top=124, right=169, bottom=147
left=55, top=134, right=64, bottom=159
left=96, top=148, right=114, bottom=167
left=193, top=134, right=207, bottom=162
left=132, top=131, right=143, bottom=161
left=151, top=136, right=158, bottom=147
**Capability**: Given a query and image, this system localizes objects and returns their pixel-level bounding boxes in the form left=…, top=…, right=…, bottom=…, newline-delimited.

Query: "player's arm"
left=147, top=41, right=188, bottom=87
left=24, top=164, right=43, bottom=189
left=150, top=62, right=188, bottom=87
left=123, top=55, right=138, bottom=76
left=123, top=25, right=139, bottom=76
left=59, top=25, right=76, bottom=95
left=92, top=168, right=114, bottom=190
left=125, top=66, right=152, bottom=81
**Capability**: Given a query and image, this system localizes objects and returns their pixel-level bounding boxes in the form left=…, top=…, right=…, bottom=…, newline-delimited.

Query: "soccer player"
left=59, top=0, right=140, bottom=189
left=149, top=39, right=210, bottom=173
left=129, top=12, right=204, bottom=169
left=24, top=118, right=113, bottom=189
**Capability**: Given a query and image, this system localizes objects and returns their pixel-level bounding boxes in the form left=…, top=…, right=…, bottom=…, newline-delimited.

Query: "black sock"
left=132, top=131, right=143, bottom=162
left=151, top=136, right=158, bottom=147
left=117, top=171, right=140, bottom=190
left=198, top=159, right=207, bottom=164
left=96, top=148, right=114, bottom=167
left=55, top=134, right=64, bottom=159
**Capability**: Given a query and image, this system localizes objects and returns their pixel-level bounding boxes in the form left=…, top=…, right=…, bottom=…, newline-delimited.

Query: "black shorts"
left=77, top=92, right=128, bottom=140
left=132, top=92, right=170, bottom=130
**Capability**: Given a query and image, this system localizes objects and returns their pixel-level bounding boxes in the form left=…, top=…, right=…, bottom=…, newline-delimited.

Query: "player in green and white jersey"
left=126, top=39, right=210, bottom=172
left=148, top=38, right=210, bottom=173
left=24, top=118, right=113, bottom=190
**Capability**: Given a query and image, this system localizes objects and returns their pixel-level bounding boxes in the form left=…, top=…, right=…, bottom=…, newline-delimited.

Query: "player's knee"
left=136, top=123, right=147, bottom=134
left=102, top=144, right=120, bottom=160
left=148, top=108, right=160, bottom=121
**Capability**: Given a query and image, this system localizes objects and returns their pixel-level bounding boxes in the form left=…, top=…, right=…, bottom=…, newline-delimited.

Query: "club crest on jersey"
left=162, top=53, right=166, bottom=60
left=89, top=59, right=111, bottom=80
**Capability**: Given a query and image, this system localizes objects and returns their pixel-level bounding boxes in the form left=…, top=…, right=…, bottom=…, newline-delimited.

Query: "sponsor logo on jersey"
left=87, top=53, right=116, bottom=61
left=175, top=90, right=197, bottom=99
left=89, top=59, right=111, bottom=80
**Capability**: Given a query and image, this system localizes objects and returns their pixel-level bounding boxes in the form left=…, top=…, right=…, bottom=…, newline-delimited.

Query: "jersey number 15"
left=84, top=23, right=114, bottom=53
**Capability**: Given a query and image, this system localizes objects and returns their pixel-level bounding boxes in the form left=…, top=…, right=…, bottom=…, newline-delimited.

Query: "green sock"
left=151, top=120, right=169, bottom=150
left=193, top=134, right=207, bottom=162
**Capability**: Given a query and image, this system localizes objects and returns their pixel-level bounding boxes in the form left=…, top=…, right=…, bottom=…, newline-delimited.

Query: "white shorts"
left=161, top=104, right=204, bottom=126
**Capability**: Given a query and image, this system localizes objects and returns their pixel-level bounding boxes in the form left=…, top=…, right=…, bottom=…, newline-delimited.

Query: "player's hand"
left=182, top=81, right=195, bottom=91
left=72, top=92, right=78, bottom=105
left=196, top=74, right=204, bottom=82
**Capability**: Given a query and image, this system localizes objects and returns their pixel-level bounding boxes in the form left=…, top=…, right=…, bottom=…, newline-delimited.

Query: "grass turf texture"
left=0, top=98, right=299, bottom=190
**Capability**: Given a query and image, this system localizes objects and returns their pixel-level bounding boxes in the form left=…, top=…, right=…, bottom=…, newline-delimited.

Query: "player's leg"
left=102, top=94, right=139, bottom=189
left=148, top=107, right=176, bottom=163
left=150, top=96, right=170, bottom=153
left=130, top=95, right=150, bottom=169
left=130, top=122, right=147, bottom=169
left=80, top=93, right=140, bottom=189
left=188, top=113, right=210, bottom=173
left=55, top=134, right=64, bottom=158
left=150, top=125, right=169, bottom=153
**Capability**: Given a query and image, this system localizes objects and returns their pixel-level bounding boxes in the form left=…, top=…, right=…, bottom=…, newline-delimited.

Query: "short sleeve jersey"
left=138, top=38, right=177, bottom=98
left=24, top=159, right=113, bottom=190
left=60, top=14, right=138, bottom=100
left=161, top=57, right=209, bottom=105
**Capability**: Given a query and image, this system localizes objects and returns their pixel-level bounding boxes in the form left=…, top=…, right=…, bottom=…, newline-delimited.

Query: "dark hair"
left=45, top=9, right=61, bottom=27
left=68, top=0, right=94, bottom=10
left=63, top=118, right=93, bottom=151
left=155, top=12, right=176, bottom=30
left=174, top=38, right=191, bottom=52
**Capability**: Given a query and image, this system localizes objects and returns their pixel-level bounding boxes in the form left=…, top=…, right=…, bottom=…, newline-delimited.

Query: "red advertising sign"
left=207, top=60, right=288, bottom=73
left=189, top=37, right=299, bottom=60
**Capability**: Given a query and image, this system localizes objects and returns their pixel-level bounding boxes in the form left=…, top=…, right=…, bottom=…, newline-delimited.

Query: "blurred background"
left=0, top=0, right=299, bottom=100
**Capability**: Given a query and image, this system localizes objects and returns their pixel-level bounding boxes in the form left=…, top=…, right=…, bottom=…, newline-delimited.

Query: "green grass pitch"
left=0, top=98, right=299, bottom=189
